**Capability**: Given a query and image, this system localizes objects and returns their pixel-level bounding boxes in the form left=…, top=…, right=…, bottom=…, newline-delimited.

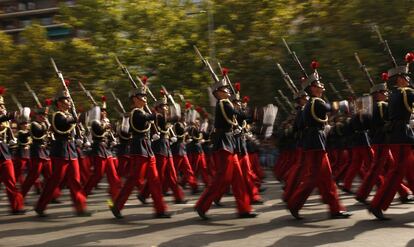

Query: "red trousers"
left=282, top=148, right=304, bottom=202
left=274, top=150, right=292, bottom=181
left=334, top=149, right=351, bottom=181
left=205, top=153, right=216, bottom=177
left=195, top=150, right=251, bottom=214
left=115, top=155, right=167, bottom=214
left=116, top=155, right=130, bottom=178
left=238, top=154, right=261, bottom=202
left=288, top=150, right=345, bottom=213
left=343, top=146, right=374, bottom=191
left=35, top=158, right=87, bottom=213
left=78, top=156, right=91, bottom=186
left=141, top=155, right=184, bottom=201
left=0, top=159, right=24, bottom=211
left=13, top=157, right=30, bottom=187
left=84, top=156, right=122, bottom=201
left=188, top=153, right=210, bottom=187
left=249, top=152, right=264, bottom=181
left=21, top=158, right=60, bottom=198
left=371, top=145, right=414, bottom=210
left=173, top=154, right=198, bottom=190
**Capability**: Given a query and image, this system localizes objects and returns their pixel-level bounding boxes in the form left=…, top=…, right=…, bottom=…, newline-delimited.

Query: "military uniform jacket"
left=152, top=113, right=172, bottom=157
left=90, top=120, right=112, bottom=158
left=171, top=122, right=187, bottom=156
left=129, top=107, right=155, bottom=157
left=386, top=87, right=414, bottom=144
left=187, top=126, right=204, bottom=154
left=50, top=111, right=78, bottom=160
left=370, top=101, right=388, bottom=145
left=16, top=130, right=31, bottom=159
left=293, top=107, right=305, bottom=148
left=302, top=97, right=331, bottom=151
left=350, top=114, right=371, bottom=148
left=115, top=129, right=130, bottom=156
left=30, top=121, right=50, bottom=160
left=212, top=99, right=245, bottom=153
left=0, top=114, right=13, bottom=160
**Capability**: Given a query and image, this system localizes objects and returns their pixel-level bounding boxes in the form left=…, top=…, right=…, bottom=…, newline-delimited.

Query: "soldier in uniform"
left=194, top=79, right=256, bottom=219
left=369, top=53, right=414, bottom=219
left=0, top=87, right=25, bottom=214
left=14, top=114, right=32, bottom=187
left=287, top=61, right=351, bottom=219
left=138, top=93, right=187, bottom=204
left=109, top=86, right=170, bottom=219
left=115, top=119, right=131, bottom=178
left=84, top=97, right=122, bottom=201
left=34, top=90, right=90, bottom=217
left=21, top=100, right=60, bottom=200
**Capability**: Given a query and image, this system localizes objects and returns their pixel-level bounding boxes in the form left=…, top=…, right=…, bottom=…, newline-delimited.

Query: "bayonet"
left=354, top=52, right=375, bottom=86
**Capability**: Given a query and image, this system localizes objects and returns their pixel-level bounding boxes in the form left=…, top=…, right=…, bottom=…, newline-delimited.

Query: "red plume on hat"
left=221, top=67, right=229, bottom=76
left=234, top=82, right=241, bottom=92
left=44, top=98, right=53, bottom=106
left=311, top=60, right=320, bottom=70
left=195, top=106, right=203, bottom=113
left=101, top=95, right=107, bottom=102
left=405, top=52, right=414, bottom=64
left=204, top=112, right=209, bottom=118
left=381, top=72, right=389, bottom=82
left=243, top=96, right=250, bottom=103
left=141, top=76, right=148, bottom=85
left=160, top=89, right=166, bottom=95
left=0, top=87, right=6, bottom=95
left=64, top=79, right=70, bottom=86
left=185, top=101, right=192, bottom=109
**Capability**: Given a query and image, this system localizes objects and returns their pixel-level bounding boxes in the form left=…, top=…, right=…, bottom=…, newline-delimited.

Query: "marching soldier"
left=34, top=90, right=90, bottom=217
left=14, top=114, right=32, bottom=187
left=369, top=52, right=414, bottom=219
left=84, top=97, right=122, bottom=201
left=287, top=61, right=351, bottom=219
left=195, top=79, right=256, bottom=219
left=0, top=87, right=25, bottom=214
left=109, top=86, right=170, bottom=219
left=138, top=93, right=187, bottom=204
left=21, top=100, right=60, bottom=200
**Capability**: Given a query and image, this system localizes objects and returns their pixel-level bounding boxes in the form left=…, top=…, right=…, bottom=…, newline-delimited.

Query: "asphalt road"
left=1, top=171, right=414, bottom=247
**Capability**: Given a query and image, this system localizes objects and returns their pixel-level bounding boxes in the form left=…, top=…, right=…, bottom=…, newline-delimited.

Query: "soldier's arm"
left=91, top=120, right=105, bottom=136
left=0, top=112, right=15, bottom=123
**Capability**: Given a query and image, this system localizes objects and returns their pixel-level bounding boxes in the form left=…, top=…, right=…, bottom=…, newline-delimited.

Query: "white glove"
left=170, top=137, right=177, bottom=143
left=152, top=134, right=160, bottom=141
left=9, top=139, right=17, bottom=146
left=234, top=128, right=241, bottom=135
left=76, top=139, right=84, bottom=147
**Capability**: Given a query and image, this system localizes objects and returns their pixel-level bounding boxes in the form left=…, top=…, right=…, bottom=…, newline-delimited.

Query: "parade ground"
left=1, top=171, right=414, bottom=247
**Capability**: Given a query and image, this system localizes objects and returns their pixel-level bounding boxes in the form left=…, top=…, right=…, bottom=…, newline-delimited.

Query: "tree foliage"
left=0, top=0, right=413, bottom=118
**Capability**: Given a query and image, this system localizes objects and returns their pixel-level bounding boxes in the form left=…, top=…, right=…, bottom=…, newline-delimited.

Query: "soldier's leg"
left=21, top=157, right=43, bottom=197
left=105, top=157, right=122, bottom=200
left=146, top=156, right=168, bottom=214
left=164, top=156, right=184, bottom=202
left=1, top=159, right=24, bottom=212
left=66, top=159, right=88, bottom=213
left=84, top=156, right=106, bottom=195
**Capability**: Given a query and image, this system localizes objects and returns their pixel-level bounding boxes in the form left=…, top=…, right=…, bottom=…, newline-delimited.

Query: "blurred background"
left=0, top=0, right=413, bottom=119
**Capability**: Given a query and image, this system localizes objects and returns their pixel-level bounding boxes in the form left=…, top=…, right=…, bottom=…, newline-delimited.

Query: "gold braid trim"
left=31, top=122, right=47, bottom=140
left=377, top=101, right=385, bottom=120
left=130, top=108, right=151, bottom=133
left=219, top=99, right=238, bottom=126
left=399, top=87, right=414, bottom=114
left=310, top=97, right=328, bottom=123
left=52, top=111, right=76, bottom=135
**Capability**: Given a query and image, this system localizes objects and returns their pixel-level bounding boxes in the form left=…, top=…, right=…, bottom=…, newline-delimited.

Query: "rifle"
left=328, top=82, right=342, bottom=100
left=135, top=75, right=157, bottom=102
left=372, top=25, right=398, bottom=68
left=277, top=90, right=295, bottom=111
left=282, top=38, right=308, bottom=78
left=114, top=55, right=139, bottom=89
left=78, top=81, right=98, bottom=106
left=11, top=94, right=23, bottom=111
left=337, top=69, right=355, bottom=97
left=274, top=96, right=289, bottom=115
left=50, top=58, right=82, bottom=138
left=109, top=89, right=126, bottom=114
left=276, top=63, right=299, bottom=97
left=354, top=53, right=375, bottom=87
left=24, top=82, right=42, bottom=108
left=114, top=56, right=160, bottom=135
left=217, top=61, right=236, bottom=95
left=193, top=45, right=220, bottom=83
